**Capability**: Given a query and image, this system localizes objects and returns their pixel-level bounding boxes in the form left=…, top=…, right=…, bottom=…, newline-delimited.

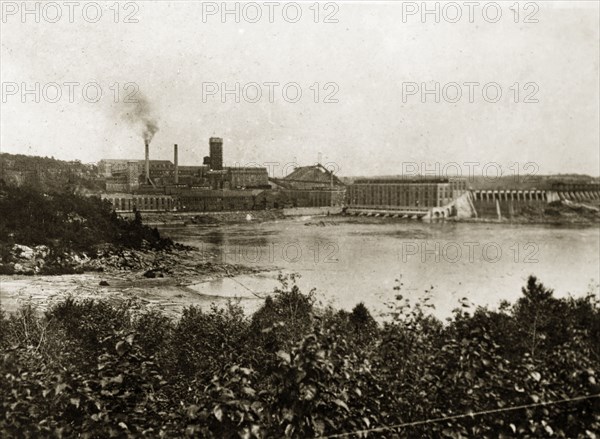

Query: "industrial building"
left=130, top=139, right=264, bottom=189
left=177, top=189, right=274, bottom=212
left=99, top=137, right=476, bottom=217
left=100, top=137, right=271, bottom=212
left=270, top=164, right=346, bottom=208
left=346, top=177, right=468, bottom=217
left=101, top=193, right=176, bottom=212
left=100, top=137, right=269, bottom=192
left=98, top=159, right=173, bottom=179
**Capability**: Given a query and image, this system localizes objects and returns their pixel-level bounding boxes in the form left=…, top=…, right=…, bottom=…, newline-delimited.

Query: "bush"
left=0, top=182, right=173, bottom=257
left=1, top=275, right=599, bottom=437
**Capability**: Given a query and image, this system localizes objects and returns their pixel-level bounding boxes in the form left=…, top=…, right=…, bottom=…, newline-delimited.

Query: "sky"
left=1, top=1, right=599, bottom=178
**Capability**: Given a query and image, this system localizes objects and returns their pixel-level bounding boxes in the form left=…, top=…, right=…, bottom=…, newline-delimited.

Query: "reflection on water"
left=163, top=219, right=600, bottom=318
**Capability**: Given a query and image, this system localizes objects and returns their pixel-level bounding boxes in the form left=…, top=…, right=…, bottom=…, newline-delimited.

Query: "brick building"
left=347, top=177, right=467, bottom=211
left=101, top=193, right=176, bottom=212
left=270, top=164, right=346, bottom=207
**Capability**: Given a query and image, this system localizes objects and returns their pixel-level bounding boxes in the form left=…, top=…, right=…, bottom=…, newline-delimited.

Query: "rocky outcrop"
left=0, top=242, right=269, bottom=280
left=1, top=245, right=51, bottom=275
left=0, top=244, right=273, bottom=317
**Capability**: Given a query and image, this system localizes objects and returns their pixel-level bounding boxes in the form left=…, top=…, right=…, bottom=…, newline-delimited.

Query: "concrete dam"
left=470, top=188, right=600, bottom=220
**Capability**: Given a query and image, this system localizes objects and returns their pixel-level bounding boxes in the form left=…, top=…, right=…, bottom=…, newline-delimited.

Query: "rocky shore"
left=126, top=210, right=286, bottom=226
left=1, top=242, right=271, bottom=275
left=0, top=243, right=274, bottom=316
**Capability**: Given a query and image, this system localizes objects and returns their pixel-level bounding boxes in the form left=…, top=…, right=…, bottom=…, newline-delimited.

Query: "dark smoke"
left=121, top=93, right=159, bottom=143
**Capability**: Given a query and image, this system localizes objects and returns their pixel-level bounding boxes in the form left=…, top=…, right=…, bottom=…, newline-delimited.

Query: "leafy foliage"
left=1, top=275, right=599, bottom=437
left=0, top=183, right=173, bottom=257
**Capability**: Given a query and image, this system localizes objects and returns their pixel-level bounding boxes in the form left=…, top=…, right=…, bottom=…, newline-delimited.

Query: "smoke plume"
left=120, top=93, right=159, bottom=143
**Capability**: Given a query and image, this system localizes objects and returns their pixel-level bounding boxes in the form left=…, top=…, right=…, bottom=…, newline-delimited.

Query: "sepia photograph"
left=1, top=1, right=599, bottom=437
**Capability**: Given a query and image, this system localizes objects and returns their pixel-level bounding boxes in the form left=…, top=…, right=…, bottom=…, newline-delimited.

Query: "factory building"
left=177, top=189, right=271, bottom=212
left=228, top=167, right=270, bottom=189
left=347, top=177, right=468, bottom=212
left=100, top=137, right=270, bottom=211
left=98, top=159, right=173, bottom=179
left=270, top=164, right=346, bottom=207
left=204, top=138, right=269, bottom=189
left=100, top=137, right=269, bottom=193
left=176, top=165, right=210, bottom=187
left=101, top=193, right=176, bottom=212
left=272, top=164, right=344, bottom=190
left=277, top=189, right=346, bottom=208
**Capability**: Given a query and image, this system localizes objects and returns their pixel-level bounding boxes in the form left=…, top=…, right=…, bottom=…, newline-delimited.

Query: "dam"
left=471, top=184, right=600, bottom=220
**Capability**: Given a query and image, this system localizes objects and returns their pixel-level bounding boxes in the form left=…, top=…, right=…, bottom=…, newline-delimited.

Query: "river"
left=161, top=217, right=600, bottom=318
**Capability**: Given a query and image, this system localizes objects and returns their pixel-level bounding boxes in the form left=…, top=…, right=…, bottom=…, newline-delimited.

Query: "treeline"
left=1, top=275, right=598, bottom=437
left=0, top=152, right=103, bottom=192
left=0, top=182, right=173, bottom=255
left=340, top=175, right=600, bottom=191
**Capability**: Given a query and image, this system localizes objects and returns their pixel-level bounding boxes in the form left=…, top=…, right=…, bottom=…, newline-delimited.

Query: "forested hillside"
left=0, top=153, right=103, bottom=192
left=0, top=183, right=173, bottom=274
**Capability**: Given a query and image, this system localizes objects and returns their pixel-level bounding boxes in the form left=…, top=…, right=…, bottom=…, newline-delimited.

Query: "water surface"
left=162, top=218, right=600, bottom=318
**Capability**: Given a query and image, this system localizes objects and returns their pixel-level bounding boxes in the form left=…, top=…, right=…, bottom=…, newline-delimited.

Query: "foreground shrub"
left=1, top=275, right=599, bottom=437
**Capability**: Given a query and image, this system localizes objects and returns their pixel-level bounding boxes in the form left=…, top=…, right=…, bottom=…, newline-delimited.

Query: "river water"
left=161, top=218, right=600, bottom=318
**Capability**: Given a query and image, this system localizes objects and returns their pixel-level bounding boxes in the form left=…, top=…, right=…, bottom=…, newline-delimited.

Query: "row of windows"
left=348, top=185, right=448, bottom=208
left=288, top=192, right=335, bottom=207
left=179, top=197, right=259, bottom=211
left=106, top=197, right=174, bottom=211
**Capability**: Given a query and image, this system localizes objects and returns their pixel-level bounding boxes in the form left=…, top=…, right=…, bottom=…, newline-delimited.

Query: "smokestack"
left=209, top=137, right=223, bottom=171
left=144, top=140, right=150, bottom=184
left=174, top=143, right=179, bottom=184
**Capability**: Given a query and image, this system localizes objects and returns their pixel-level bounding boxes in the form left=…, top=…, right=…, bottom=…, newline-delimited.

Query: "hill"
left=0, top=153, right=104, bottom=193
left=0, top=182, right=173, bottom=274
left=340, top=174, right=600, bottom=190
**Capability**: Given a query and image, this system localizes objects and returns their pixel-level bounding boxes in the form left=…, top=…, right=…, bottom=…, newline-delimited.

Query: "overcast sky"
left=1, top=1, right=598, bottom=177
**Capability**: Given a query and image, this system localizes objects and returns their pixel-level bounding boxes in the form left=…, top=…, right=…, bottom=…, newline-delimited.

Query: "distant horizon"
left=2, top=150, right=599, bottom=180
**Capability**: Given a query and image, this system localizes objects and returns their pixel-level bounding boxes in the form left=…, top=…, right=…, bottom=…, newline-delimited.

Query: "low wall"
left=282, top=206, right=343, bottom=216
left=121, top=209, right=286, bottom=224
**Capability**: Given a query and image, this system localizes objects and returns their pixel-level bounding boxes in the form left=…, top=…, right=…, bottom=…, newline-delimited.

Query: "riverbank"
left=0, top=246, right=273, bottom=316
left=322, top=213, right=600, bottom=227
left=2, top=206, right=598, bottom=319
left=124, top=210, right=286, bottom=226
left=131, top=201, right=600, bottom=228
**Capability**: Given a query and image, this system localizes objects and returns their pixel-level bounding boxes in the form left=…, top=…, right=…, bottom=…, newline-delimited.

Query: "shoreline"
left=139, top=209, right=600, bottom=228
left=0, top=262, right=274, bottom=317
left=2, top=208, right=597, bottom=316
left=0, top=246, right=277, bottom=316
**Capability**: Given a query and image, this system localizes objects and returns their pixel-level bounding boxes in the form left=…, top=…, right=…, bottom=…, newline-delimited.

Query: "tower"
left=209, top=137, right=223, bottom=171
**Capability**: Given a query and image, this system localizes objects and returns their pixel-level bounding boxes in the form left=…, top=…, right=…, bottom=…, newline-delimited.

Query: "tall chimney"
left=174, top=143, right=179, bottom=184
left=144, top=140, right=150, bottom=184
